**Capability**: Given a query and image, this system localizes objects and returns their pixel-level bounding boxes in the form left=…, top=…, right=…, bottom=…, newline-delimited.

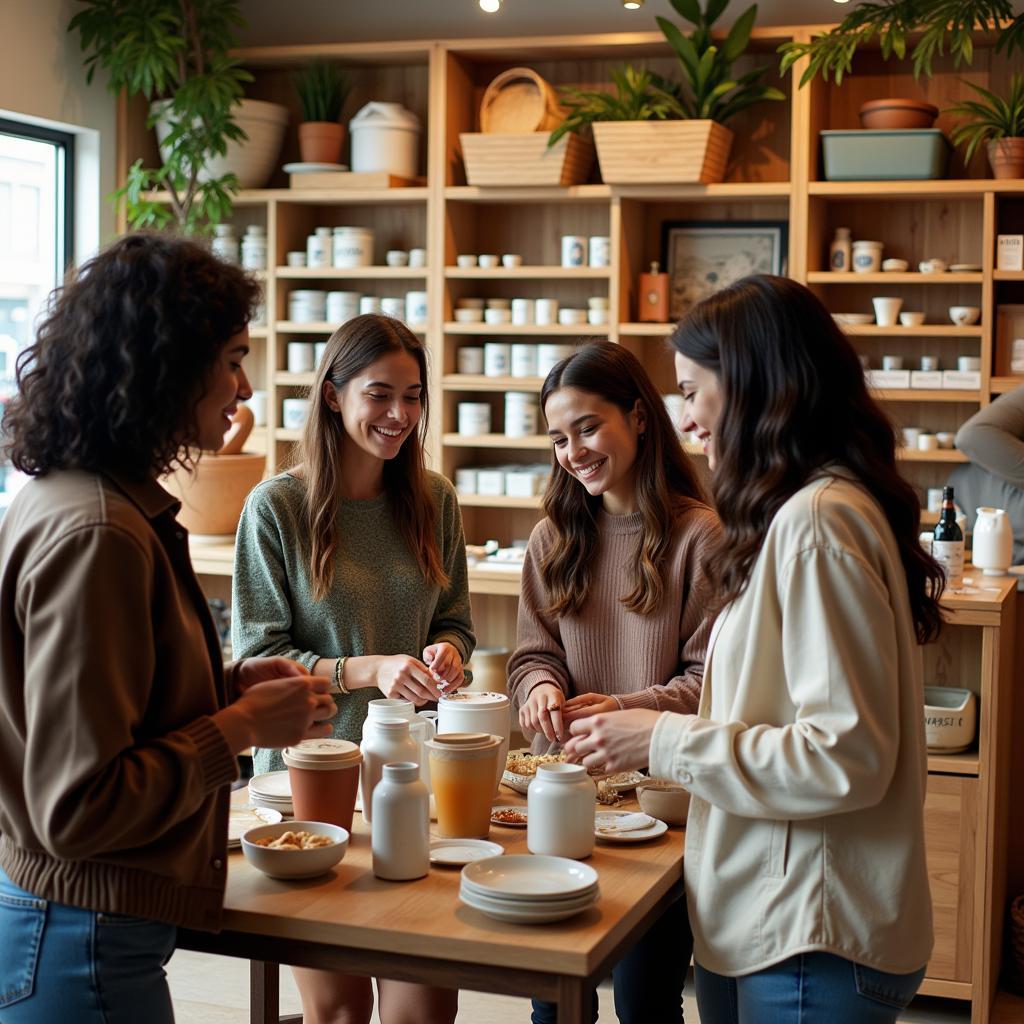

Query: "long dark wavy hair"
left=539, top=340, right=707, bottom=618
left=670, top=274, right=943, bottom=643
left=2, top=232, right=260, bottom=480
left=298, top=313, right=447, bottom=601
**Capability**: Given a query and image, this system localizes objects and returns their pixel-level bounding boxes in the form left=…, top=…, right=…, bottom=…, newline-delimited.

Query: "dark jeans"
left=530, top=886, right=691, bottom=1024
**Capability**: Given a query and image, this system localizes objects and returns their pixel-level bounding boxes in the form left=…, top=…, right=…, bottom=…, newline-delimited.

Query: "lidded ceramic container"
left=527, top=763, right=595, bottom=859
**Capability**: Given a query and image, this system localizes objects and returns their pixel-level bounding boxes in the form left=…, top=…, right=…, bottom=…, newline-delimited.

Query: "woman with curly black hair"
left=0, top=233, right=336, bottom=1024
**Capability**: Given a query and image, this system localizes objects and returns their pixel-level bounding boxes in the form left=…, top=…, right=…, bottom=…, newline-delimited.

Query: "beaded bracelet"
left=332, top=656, right=349, bottom=695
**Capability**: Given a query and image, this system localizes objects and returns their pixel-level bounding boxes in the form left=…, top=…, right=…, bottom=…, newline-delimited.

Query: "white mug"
left=287, top=342, right=315, bottom=374
left=457, top=347, right=485, bottom=375
left=882, top=354, right=904, bottom=371
left=409, top=247, right=427, bottom=268
left=560, top=235, right=587, bottom=268
left=917, top=433, right=939, bottom=452
left=246, top=390, right=268, bottom=427
left=281, top=398, right=310, bottom=431
left=535, top=298, right=559, bottom=325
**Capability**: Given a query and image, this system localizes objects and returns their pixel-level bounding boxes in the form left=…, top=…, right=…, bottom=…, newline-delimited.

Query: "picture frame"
left=661, top=220, right=788, bottom=321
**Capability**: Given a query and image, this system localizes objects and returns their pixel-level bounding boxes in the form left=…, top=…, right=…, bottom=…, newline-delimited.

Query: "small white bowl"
left=385, top=249, right=409, bottom=267
left=949, top=305, right=981, bottom=326
left=501, top=254, right=523, bottom=268
left=456, top=297, right=486, bottom=310
left=485, top=297, right=511, bottom=309
left=286, top=251, right=308, bottom=268
left=454, top=308, right=484, bottom=323
left=923, top=687, right=977, bottom=753
left=478, top=254, right=500, bottom=268
left=919, top=259, right=947, bottom=274
left=636, top=782, right=691, bottom=826
left=456, top=254, right=477, bottom=268
left=241, top=821, right=349, bottom=879
left=882, top=258, right=909, bottom=272
left=557, top=308, right=588, bottom=325
left=484, top=307, right=512, bottom=324
left=832, top=312, right=874, bottom=326
left=899, top=311, right=926, bottom=326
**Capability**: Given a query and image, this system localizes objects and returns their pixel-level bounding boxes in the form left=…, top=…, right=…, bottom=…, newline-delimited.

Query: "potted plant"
left=947, top=74, right=1024, bottom=179
left=549, top=0, right=784, bottom=184
left=69, top=0, right=287, bottom=234
left=295, top=63, right=352, bottom=165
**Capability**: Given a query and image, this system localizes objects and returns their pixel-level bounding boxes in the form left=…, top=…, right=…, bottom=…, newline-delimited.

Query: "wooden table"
left=178, top=791, right=685, bottom=1024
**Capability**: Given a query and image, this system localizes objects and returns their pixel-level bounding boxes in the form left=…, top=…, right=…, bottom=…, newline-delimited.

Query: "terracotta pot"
left=298, top=122, right=345, bottom=164
left=163, top=453, right=265, bottom=537
left=859, top=98, right=939, bottom=130
left=987, top=137, right=1024, bottom=180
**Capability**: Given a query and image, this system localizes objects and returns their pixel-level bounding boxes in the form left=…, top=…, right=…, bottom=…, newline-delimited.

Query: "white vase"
left=972, top=507, right=1013, bottom=576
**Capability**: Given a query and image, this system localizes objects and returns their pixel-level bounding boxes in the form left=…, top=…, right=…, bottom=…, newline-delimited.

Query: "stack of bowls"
left=248, top=770, right=294, bottom=817
left=459, top=854, right=599, bottom=924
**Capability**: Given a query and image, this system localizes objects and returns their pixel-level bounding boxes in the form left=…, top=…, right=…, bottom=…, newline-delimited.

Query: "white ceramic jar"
left=361, top=698, right=436, bottom=791
left=527, top=763, right=595, bottom=859
left=511, top=298, right=535, bottom=326
left=535, top=299, right=559, bottom=326
left=286, top=342, right=315, bottom=374
left=307, top=227, right=333, bottom=269
left=852, top=239, right=884, bottom=273
left=454, top=466, right=479, bottom=495
left=436, top=691, right=510, bottom=793
left=381, top=296, right=406, bottom=319
left=537, top=343, right=574, bottom=376
left=281, top=398, right=310, bottom=431
left=504, top=392, right=539, bottom=438
left=972, top=507, right=1013, bottom=575
left=359, top=295, right=383, bottom=315
left=457, top=347, right=485, bottom=375
left=288, top=290, right=326, bottom=324
left=212, top=224, right=239, bottom=264
left=560, top=235, right=587, bottom=267
left=483, top=342, right=511, bottom=377
left=241, top=225, right=267, bottom=270
left=332, top=226, right=375, bottom=268
left=360, top=717, right=419, bottom=824
left=458, top=402, right=492, bottom=436
left=589, top=235, right=610, bottom=268
left=510, top=344, right=538, bottom=378
left=372, top=762, right=429, bottom=880
left=405, top=290, right=428, bottom=324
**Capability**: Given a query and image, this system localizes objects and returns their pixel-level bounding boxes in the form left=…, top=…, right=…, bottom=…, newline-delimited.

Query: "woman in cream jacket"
left=566, top=275, right=943, bottom=1023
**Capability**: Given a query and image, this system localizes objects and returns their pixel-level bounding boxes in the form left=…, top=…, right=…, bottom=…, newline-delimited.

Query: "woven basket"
left=480, top=68, right=564, bottom=134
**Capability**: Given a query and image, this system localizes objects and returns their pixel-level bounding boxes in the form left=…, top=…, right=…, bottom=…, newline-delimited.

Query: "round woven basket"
left=479, top=67, right=564, bottom=134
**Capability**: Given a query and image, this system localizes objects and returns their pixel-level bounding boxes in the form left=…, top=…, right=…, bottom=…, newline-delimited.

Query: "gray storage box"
left=820, top=129, right=950, bottom=181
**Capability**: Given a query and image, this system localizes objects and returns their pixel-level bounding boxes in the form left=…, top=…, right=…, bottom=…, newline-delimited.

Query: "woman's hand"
left=422, top=642, right=464, bottom=694
left=375, top=654, right=441, bottom=706
left=562, top=692, right=619, bottom=724
left=232, top=656, right=309, bottom=696
left=519, top=683, right=567, bottom=744
left=217, top=674, right=336, bottom=754
left=564, top=709, right=661, bottom=774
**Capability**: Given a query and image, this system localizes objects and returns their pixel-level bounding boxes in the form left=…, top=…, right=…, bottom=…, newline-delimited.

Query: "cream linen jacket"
left=650, top=475, right=933, bottom=976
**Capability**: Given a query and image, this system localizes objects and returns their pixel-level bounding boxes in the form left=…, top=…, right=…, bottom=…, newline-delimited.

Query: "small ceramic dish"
left=484, top=308, right=512, bottom=324
left=429, top=838, right=504, bottom=866
left=882, top=258, right=909, bottom=272
left=385, top=250, right=409, bottom=267
left=501, top=254, right=523, bottom=268
left=923, top=687, right=977, bottom=753
left=478, top=254, right=500, bottom=268
left=454, top=308, right=484, bottom=323
left=832, top=313, right=874, bottom=326
left=636, top=782, right=691, bottom=826
left=899, top=311, right=926, bottom=327
left=949, top=305, right=981, bottom=326
left=949, top=263, right=982, bottom=273
left=241, top=821, right=349, bottom=879
left=456, top=254, right=478, bottom=268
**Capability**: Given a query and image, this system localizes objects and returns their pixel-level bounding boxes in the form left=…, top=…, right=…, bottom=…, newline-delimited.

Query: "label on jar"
left=932, top=540, right=964, bottom=588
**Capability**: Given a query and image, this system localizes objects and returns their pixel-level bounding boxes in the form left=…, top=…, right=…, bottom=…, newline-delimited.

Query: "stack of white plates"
left=227, top=804, right=282, bottom=849
left=248, top=771, right=293, bottom=816
left=459, top=855, right=599, bottom=924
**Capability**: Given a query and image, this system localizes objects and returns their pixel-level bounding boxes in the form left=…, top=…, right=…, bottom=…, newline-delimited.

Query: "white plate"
left=462, top=854, right=599, bottom=900
left=950, top=263, right=982, bottom=272
left=430, top=839, right=504, bottom=866
left=832, top=313, right=874, bottom=326
left=282, top=162, right=349, bottom=173
left=460, top=887, right=596, bottom=924
left=459, top=884, right=598, bottom=914
left=595, top=816, right=668, bottom=844
left=248, top=771, right=291, bottom=798
left=228, top=805, right=283, bottom=847
left=491, top=806, right=528, bottom=828
left=599, top=771, right=646, bottom=793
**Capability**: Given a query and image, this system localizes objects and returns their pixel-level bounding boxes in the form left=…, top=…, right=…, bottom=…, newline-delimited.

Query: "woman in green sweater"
left=232, top=313, right=474, bottom=1024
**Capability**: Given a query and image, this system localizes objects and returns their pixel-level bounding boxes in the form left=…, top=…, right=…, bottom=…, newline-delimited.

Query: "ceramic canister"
left=589, top=235, right=611, bottom=267
left=326, top=291, right=361, bottom=324
left=359, top=295, right=383, bottom=316
left=510, top=343, right=538, bottom=378
left=381, top=296, right=406, bottom=320
left=972, top=507, right=1013, bottom=576
left=361, top=698, right=436, bottom=791
left=560, top=235, right=587, bottom=267
left=372, top=762, right=429, bottom=881
left=483, top=342, right=511, bottom=377
left=537, top=343, right=574, bottom=376
left=436, top=691, right=510, bottom=794
left=360, top=717, right=419, bottom=824
left=458, top=402, right=492, bottom=436
left=281, top=398, right=310, bottom=431
left=405, top=290, right=428, bottom=324
left=527, top=762, right=595, bottom=859
left=504, top=392, right=539, bottom=438
left=457, top=347, right=485, bottom=375
left=332, top=226, right=375, bottom=268
left=288, top=290, right=327, bottom=324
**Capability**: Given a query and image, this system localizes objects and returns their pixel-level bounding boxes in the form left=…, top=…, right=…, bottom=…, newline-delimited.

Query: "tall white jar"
left=372, top=762, right=429, bottom=880
left=527, top=763, right=595, bottom=859
left=361, top=698, right=435, bottom=791
left=360, top=717, right=418, bottom=823
left=437, top=691, right=510, bottom=794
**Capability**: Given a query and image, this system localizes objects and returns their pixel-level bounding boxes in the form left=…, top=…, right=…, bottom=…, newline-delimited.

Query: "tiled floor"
left=166, top=949, right=978, bottom=1023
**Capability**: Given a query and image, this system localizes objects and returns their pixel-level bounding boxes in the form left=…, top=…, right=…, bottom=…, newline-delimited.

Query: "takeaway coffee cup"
left=426, top=733, right=502, bottom=838
left=282, top=739, right=362, bottom=832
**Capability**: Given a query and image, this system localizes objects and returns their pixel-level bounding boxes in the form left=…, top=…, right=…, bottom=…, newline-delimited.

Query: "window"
left=0, top=117, right=74, bottom=506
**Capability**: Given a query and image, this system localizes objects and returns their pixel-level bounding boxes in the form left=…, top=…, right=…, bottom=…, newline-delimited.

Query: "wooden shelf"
left=467, top=566, right=523, bottom=596
left=277, top=267, right=428, bottom=280
left=249, top=326, right=269, bottom=339
left=275, top=429, right=303, bottom=442
left=278, top=321, right=427, bottom=334
left=611, top=182, right=791, bottom=201
left=991, top=376, right=1024, bottom=394
left=445, top=323, right=607, bottom=336
left=275, top=372, right=315, bottom=386
left=443, top=374, right=543, bottom=392
left=927, top=750, right=980, bottom=776
left=994, top=270, right=1024, bottom=281
left=844, top=325, right=983, bottom=337
left=458, top=494, right=543, bottom=509
left=443, top=432, right=550, bottom=450
left=872, top=389, right=981, bottom=403
left=809, top=272, right=984, bottom=285
left=897, top=448, right=968, bottom=463
left=618, top=322, right=673, bottom=336
left=445, top=266, right=611, bottom=280
left=808, top=181, right=992, bottom=198
left=273, top=187, right=429, bottom=204
left=444, top=185, right=610, bottom=203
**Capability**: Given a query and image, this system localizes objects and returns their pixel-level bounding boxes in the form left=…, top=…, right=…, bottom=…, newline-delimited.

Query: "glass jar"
left=527, top=763, right=595, bottom=859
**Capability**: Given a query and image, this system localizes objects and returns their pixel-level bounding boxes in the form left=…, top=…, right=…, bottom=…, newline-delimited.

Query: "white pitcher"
left=972, top=507, right=1013, bottom=576
left=361, top=698, right=436, bottom=791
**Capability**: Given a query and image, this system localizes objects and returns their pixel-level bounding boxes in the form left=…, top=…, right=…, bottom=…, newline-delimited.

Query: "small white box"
left=997, top=234, right=1024, bottom=272
left=866, top=369, right=911, bottom=390
left=477, top=468, right=506, bottom=496
left=505, top=469, right=544, bottom=498
left=911, top=370, right=944, bottom=389
left=942, top=370, right=981, bottom=390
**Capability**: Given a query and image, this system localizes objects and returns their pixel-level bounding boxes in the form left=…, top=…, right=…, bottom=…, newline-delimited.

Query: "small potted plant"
left=295, top=63, right=352, bottom=165
left=947, top=74, right=1024, bottom=179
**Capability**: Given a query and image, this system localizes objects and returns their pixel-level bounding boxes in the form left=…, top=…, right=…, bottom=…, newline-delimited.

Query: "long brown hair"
left=298, top=313, right=447, bottom=600
left=670, top=274, right=943, bottom=643
left=539, top=340, right=707, bottom=618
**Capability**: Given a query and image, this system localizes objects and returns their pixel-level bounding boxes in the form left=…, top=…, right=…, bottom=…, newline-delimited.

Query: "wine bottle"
left=932, top=486, right=964, bottom=589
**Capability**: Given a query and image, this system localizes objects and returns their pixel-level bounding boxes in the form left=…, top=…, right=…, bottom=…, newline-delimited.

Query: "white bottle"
left=241, top=225, right=268, bottom=270
left=359, top=717, right=419, bottom=823
left=527, top=763, right=595, bottom=859
left=211, top=223, right=239, bottom=264
left=829, top=227, right=851, bottom=273
left=372, top=762, right=429, bottom=880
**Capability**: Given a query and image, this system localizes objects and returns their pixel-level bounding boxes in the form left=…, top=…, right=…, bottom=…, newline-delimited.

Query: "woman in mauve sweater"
left=507, top=340, right=720, bottom=1024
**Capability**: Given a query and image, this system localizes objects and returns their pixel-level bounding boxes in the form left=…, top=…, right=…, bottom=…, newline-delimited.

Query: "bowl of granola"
left=241, top=821, right=349, bottom=879
left=502, top=749, right=568, bottom=794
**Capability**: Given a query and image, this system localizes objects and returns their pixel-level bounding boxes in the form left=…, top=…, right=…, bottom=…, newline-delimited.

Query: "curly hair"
left=2, top=232, right=261, bottom=479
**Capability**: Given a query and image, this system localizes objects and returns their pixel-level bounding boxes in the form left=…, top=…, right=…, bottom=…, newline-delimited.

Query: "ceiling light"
left=622, top=0, right=644, bottom=7
left=480, top=0, right=501, bottom=11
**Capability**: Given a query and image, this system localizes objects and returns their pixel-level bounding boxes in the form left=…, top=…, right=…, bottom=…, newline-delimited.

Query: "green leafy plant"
left=548, top=65, right=685, bottom=146
left=69, top=0, right=253, bottom=234
left=295, top=63, right=351, bottom=124
left=779, top=0, right=1024, bottom=86
left=656, top=0, right=785, bottom=124
left=947, top=74, right=1024, bottom=163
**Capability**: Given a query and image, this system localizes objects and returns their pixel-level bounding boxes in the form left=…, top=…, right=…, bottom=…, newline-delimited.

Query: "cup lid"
left=438, top=692, right=509, bottom=708
left=282, top=739, right=361, bottom=770
left=426, top=732, right=501, bottom=752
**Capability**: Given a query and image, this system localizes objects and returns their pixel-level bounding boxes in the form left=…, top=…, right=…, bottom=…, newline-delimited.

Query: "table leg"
left=557, top=977, right=588, bottom=1024
left=249, top=960, right=282, bottom=1024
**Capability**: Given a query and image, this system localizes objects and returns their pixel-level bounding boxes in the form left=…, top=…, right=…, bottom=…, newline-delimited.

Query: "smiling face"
left=194, top=328, right=252, bottom=451
left=543, top=386, right=645, bottom=516
left=675, top=352, right=723, bottom=471
left=326, top=349, right=423, bottom=468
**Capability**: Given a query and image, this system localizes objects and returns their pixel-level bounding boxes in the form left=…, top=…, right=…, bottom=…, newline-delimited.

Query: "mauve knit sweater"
left=507, top=500, right=721, bottom=750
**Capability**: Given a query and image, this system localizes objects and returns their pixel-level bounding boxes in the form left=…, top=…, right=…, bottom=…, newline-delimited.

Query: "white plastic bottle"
left=527, top=763, right=595, bottom=859
left=829, top=227, right=852, bottom=272
left=241, top=225, right=268, bottom=270
left=360, top=718, right=418, bottom=824
left=372, top=762, right=429, bottom=880
left=211, top=223, right=239, bottom=264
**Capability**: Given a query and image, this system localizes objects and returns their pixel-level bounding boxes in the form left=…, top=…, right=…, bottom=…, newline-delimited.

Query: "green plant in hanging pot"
left=947, top=74, right=1024, bottom=179
left=295, top=63, right=352, bottom=166
left=69, top=0, right=287, bottom=234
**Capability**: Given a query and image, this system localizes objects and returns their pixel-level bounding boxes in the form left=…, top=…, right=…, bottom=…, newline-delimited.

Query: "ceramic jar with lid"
left=437, top=691, right=511, bottom=794
left=212, top=223, right=239, bottom=264
left=527, top=763, right=595, bottom=859
left=361, top=698, right=436, bottom=790
left=852, top=240, right=884, bottom=273
left=372, top=762, right=429, bottom=880
left=360, top=717, right=419, bottom=823
left=241, top=225, right=267, bottom=270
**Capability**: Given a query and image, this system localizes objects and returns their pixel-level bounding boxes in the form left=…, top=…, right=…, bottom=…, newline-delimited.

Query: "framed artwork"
left=661, top=220, right=788, bottom=321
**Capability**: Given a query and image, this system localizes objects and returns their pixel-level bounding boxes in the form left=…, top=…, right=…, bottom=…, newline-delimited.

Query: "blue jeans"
left=531, top=888, right=691, bottom=1024
left=0, top=865, right=177, bottom=1023
left=695, top=951, right=926, bottom=1023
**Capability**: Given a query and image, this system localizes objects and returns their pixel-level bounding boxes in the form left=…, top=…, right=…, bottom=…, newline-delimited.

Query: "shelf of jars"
left=276, top=267, right=429, bottom=280
left=442, top=433, right=550, bottom=450
left=872, top=389, right=982, bottom=403
left=277, top=320, right=427, bottom=335
left=444, top=323, right=609, bottom=336
left=844, top=325, right=984, bottom=338
left=458, top=494, right=544, bottom=509
left=445, top=266, right=612, bottom=280
left=808, top=272, right=985, bottom=286
left=443, top=374, right=544, bottom=393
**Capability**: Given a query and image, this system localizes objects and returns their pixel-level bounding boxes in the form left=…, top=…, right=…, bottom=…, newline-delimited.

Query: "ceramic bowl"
left=385, top=250, right=409, bottom=267
left=454, top=308, right=484, bottom=323
left=859, top=98, right=939, bottom=130
left=922, top=687, right=977, bottom=753
left=484, top=307, right=512, bottom=324
left=478, top=254, right=500, bottom=268
left=456, top=297, right=486, bottom=310
left=501, top=254, right=523, bottom=268
left=456, top=254, right=477, bottom=268
left=832, top=312, right=874, bottom=326
left=900, top=311, right=926, bottom=327
left=919, top=259, right=947, bottom=274
left=882, top=258, right=909, bottom=272
left=636, top=782, right=691, bottom=826
left=949, top=306, right=981, bottom=326
left=241, top=821, right=349, bottom=879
